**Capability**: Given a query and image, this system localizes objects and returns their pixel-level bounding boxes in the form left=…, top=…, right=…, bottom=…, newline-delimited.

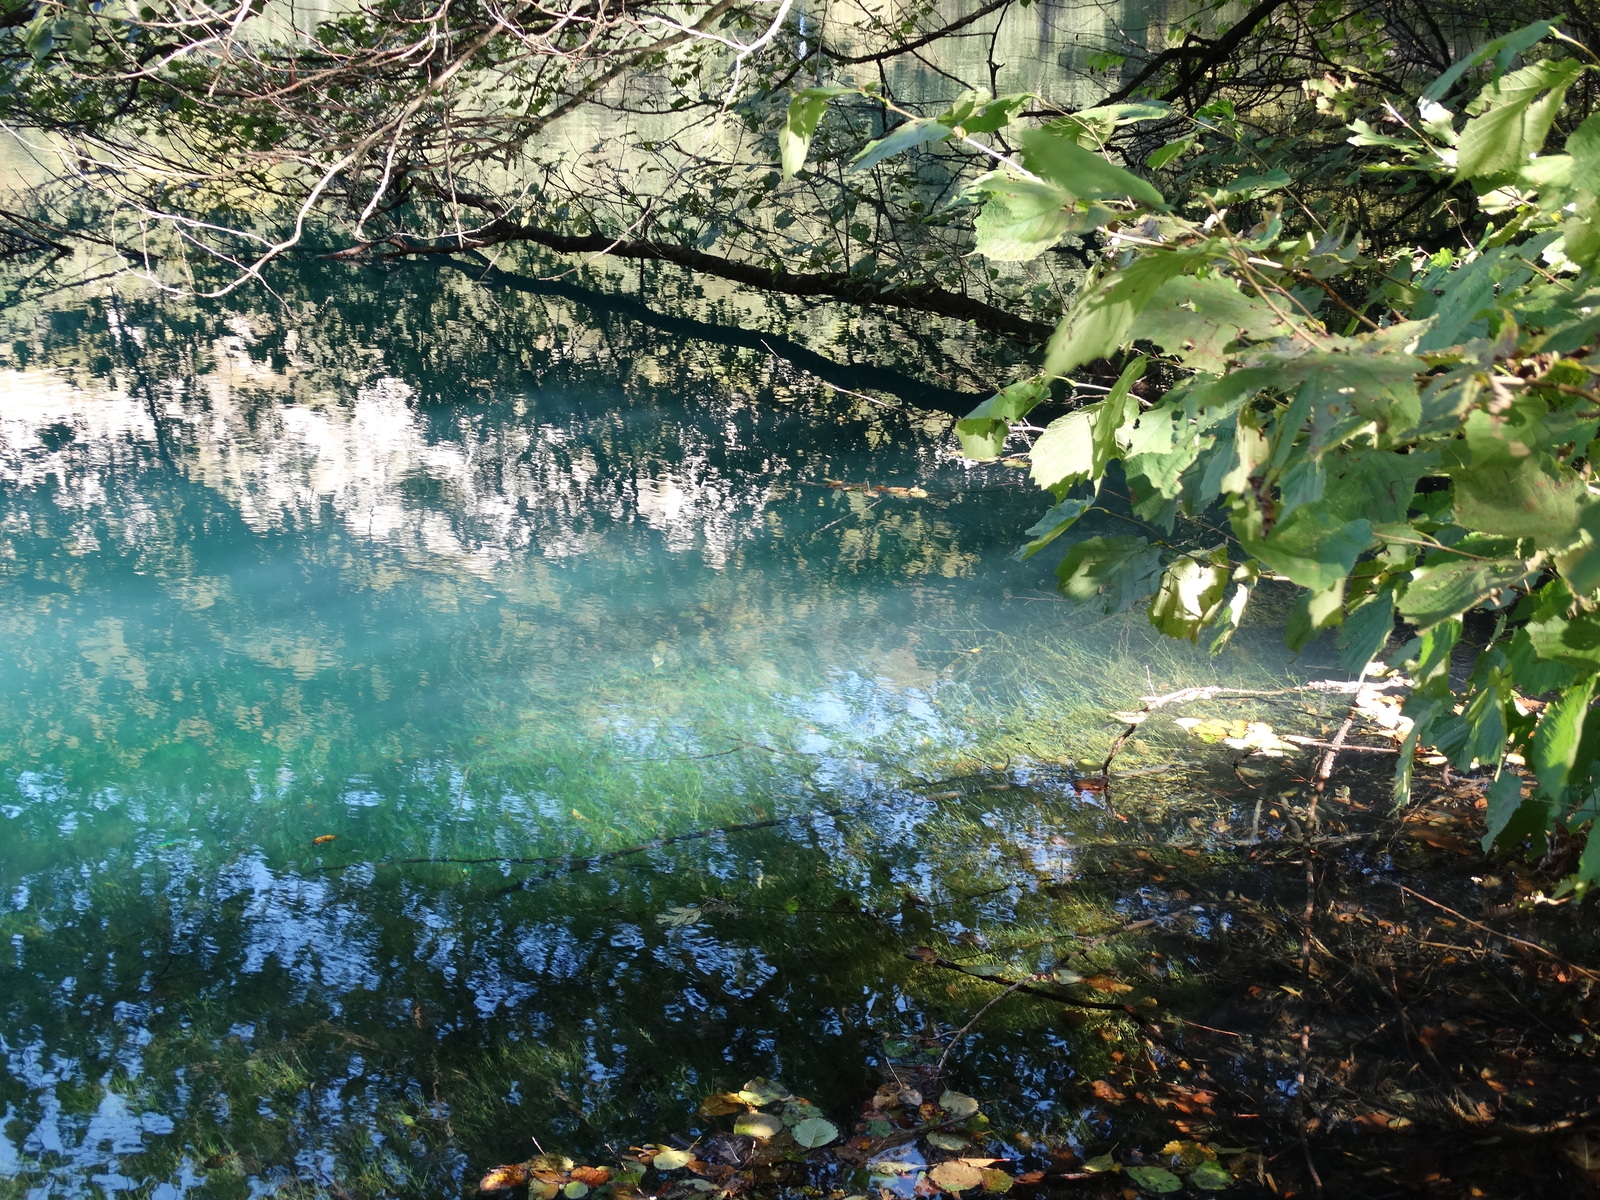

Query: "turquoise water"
left=0, top=267, right=1307, bottom=1198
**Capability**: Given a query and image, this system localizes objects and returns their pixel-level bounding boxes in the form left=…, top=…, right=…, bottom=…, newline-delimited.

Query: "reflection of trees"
left=0, top=262, right=1042, bottom=815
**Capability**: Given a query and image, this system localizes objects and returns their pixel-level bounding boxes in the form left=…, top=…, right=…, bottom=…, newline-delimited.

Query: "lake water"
left=0, top=261, right=1313, bottom=1199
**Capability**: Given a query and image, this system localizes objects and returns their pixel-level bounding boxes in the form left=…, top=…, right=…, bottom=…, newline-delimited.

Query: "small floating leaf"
left=651, top=1148, right=693, bottom=1170
left=792, top=1116, right=839, bottom=1148
left=699, top=1091, right=746, bottom=1116
left=737, top=1077, right=791, bottom=1105
left=1083, top=1154, right=1119, bottom=1173
left=1190, top=1161, right=1232, bottom=1190
left=1126, top=1165, right=1183, bottom=1194
left=479, top=1164, right=529, bottom=1191
left=563, top=1183, right=589, bottom=1199
left=980, top=1168, right=1014, bottom=1192
left=312, top=834, right=337, bottom=845
left=926, top=1132, right=969, bottom=1151
left=529, top=1155, right=574, bottom=1174
left=655, top=905, right=702, bottom=927
left=929, top=1161, right=985, bottom=1192
left=733, top=1112, right=785, bottom=1139
left=938, top=1090, right=980, bottom=1119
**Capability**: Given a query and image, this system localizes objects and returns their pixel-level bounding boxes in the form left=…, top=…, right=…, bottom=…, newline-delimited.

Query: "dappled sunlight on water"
left=0, top=269, right=1314, bottom=1199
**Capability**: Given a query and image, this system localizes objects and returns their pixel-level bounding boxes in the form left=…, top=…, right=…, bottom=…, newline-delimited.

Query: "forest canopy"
left=13, top=0, right=1600, bottom=890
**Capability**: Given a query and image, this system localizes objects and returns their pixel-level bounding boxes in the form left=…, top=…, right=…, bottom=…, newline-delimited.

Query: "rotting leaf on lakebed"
left=476, top=1078, right=1249, bottom=1198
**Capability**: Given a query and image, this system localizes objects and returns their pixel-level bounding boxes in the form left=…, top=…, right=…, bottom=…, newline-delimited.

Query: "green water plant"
left=786, top=21, right=1600, bottom=894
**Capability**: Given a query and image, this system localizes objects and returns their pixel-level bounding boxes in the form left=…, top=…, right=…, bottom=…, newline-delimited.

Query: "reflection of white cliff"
left=0, top=358, right=773, bottom=572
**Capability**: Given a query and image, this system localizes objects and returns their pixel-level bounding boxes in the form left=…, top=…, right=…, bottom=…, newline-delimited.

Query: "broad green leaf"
left=737, top=1077, right=791, bottom=1106
left=956, top=378, right=1048, bottom=460
left=1555, top=504, right=1600, bottom=596
left=781, top=87, right=854, bottom=178
left=734, top=1112, right=785, bottom=1139
left=1125, top=1165, right=1183, bottom=1194
left=1148, top=554, right=1231, bottom=641
left=1203, top=169, right=1292, bottom=204
left=1018, top=493, right=1097, bottom=558
left=1130, top=275, right=1281, bottom=372
left=1340, top=589, right=1396, bottom=672
left=1031, top=358, right=1144, bottom=491
left=1190, top=1160, right=1233, bottom=1190
left=971, top=177, right=1081, bottom=260
left=1043, top=252, right=1200, bottom=379
left=1422, top=19, right=1561, bottom=103
left=1452, top=452, right=1586, bottom=542
left=1019, top=128, right=1165, bottom=207
left=1145, top=137, right=1194, bottom=170
left=1397, top=559, right=1529, bottom=628
left=851, top=117, right=952, bottom=172
left=1527, top=610, right=1600, bottom=667
left=937, top=1090, right=980, bottom=1118
left=1532, top=675, right=1596, bottom=798
left=1056, top=536, right=1163, bottom=612
left=652, top=1149, right=693, bottom=1170
left=1483, top=771, right=1527, bottom=849
left=791, top=1117, right=838, bottom=1148
left=942, top=91, right=1030, bottom=134
left=1456, top=59, right=1583, bottom=180
left=1249, top=508, right=1371, bottom=593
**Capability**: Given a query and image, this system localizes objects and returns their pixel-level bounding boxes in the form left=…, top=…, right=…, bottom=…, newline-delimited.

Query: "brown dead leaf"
left=1090, top=1080, right=1126, bottom=1104
left=479, top=1163, right=530, bottom=1191
left=572, top=1167, right=612, bottom=1187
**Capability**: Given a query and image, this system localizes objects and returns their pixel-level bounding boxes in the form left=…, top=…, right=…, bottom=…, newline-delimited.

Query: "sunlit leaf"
left=792, top=1116, right=839, bottom=1148
left=929, top=1161, right=985, bottom=1192
left=850, top=118, right=952, bottom=172
left=938, top=1090, right=980, bottom=1119
left=734, top=1112, right=785, bottom=1139
left=651, top=1148, right=693, bottom=1170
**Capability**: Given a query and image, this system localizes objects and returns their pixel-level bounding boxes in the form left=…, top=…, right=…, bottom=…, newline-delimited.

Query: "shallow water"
left=0, top=265, right=1310, bottom=1199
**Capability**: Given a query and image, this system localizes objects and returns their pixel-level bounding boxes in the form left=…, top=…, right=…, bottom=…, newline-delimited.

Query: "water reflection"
left=0, top=266, right=1299, bottom=1198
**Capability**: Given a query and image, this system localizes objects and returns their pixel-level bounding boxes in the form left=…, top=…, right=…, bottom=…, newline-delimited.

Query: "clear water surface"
left=0, top=264, right=1309, bottom=1199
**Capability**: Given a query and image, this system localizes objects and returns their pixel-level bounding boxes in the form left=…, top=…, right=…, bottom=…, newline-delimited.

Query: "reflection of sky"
left=0, top=366, right=779, bottom=575
left=0, top=303, right=1224, bottom=1197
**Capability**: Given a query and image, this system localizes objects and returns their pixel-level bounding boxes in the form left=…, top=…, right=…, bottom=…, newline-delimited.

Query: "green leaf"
left=792, top=1117, right=839, bottom=1148
left=851, top=117, right=953, bottom=172
left=971, top=176, right=1082, bottom=261
left=1422, top=19, right=1561, bottom=103
left=1130, top=275, right=1282, bottom=372
left=652, top=1149, right=693, bottom=1170
left=1019, top=128, right=1165, bottom=207
left=1056, top=536, right=1163, bottom=612
left=1452, top=453, right=1586, bottom=543
left=737, top=1077, right=791, bottom=1106
left=1456, top=59, right=1584, bottom=180
left=1397, top=559, right=1529, bottom=628
left=1125, top=1165, right=1183, bottom=1194
left=1145, top=137, right=1194, bottom=170
left=1148, top=554, right=1232, bottom=641
left=956, top=378, right=1048, bottom=460
left=1532, top=676, right=1596, bottom=799
left=1043, top=252, right=1199, bottom=379
left=1029, top=357, right=1144, bottom=491
left=780, top=87, right=854, bottom=179
left=1018, top=494, right=1097, bottom=559
left=1190, top=1161, right=1232, bottom=1190
left=1249, top=508, right=1371, bottom=593
left=943, top=91, right=1031, bottom=134
left=937, top=1090, right=980, bottom=1119
left=1340, top=589, right=1396, bottom=672
left=734, top=1112, right=785, bottom=1139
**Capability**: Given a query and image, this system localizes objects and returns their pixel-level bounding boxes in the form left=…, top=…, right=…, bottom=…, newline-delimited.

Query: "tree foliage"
left=788, top=19, right=1600, bottom=894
